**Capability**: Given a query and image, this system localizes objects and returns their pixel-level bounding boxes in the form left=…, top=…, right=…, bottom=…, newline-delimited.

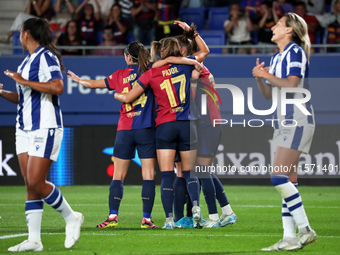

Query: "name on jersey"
left=127, top=111, right=141, bottom=117
left=123, top=73, right=137, bottom=84
left=170, top=107, right=183, bottom=113
left=162, top=67, right=178, bottom=77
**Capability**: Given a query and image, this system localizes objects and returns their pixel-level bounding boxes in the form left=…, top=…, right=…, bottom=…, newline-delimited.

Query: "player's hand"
left=174, top=20, right=190, bottom=32
left=252, top=58, right=268, bottom=78
left=67, top=70, right=80, bottom=83
left=4, top=70, right=25, bottom=84
left=194, top=60, right=203, bottom=73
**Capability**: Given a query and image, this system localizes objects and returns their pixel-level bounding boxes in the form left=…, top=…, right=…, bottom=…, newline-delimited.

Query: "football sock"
left=161, top=171, right=174, bottom=218
left=186, top=194, right=193, bottom=217
left=44, top=185, right=76, bottom=223
left=282, top=182, right=298, bottom=240
left=142, top=180, right=155, bottom=219
left=221, top=204, right=233, bottom=215
left=199, top=170, right=218, bottom=215
left=212, top=173, right=230, bottom=207
left=173, top=177, right=187, bottom=221
left=109, top=180, right=123, bottom=216
left=182, top=170, right=200, bottom=207
left=25, top=200, right=43, bottom=242
left=271, top=175, right=310, bottom=233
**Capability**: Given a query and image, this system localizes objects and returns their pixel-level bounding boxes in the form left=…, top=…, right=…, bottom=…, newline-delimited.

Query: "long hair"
left=63, top=20, right=82, bottom=44
left=150, top=37, right=182, bottom=62
left=22, top=18, right=65, bottom=71
left=175, top=23, right=198, bottom=56
left=284, top=12, right=311, bottom=59
left=124, top=42, right=150, bottom=75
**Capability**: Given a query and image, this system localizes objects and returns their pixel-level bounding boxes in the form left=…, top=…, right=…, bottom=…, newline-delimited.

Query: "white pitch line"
left=0, top=233, right=28, bottom=240
left=1, top=232, right=339, bottom=240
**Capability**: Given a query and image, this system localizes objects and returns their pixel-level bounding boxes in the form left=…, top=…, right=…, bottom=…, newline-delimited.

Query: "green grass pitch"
left=0, top=185, right=339, bottom=254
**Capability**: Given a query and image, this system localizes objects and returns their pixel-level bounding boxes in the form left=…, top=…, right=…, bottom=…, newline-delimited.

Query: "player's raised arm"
left=67, top=70, right=106, bottom=89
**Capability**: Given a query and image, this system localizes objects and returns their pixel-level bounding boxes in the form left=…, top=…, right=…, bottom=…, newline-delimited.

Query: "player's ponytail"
left=124, top=42, right=150, bottom=75
left=150, top=40, right=162, bottom=62
left=284, top=12, right=311, bottom=60
left=175, top=23, right=198, bottom=56
left=160, top=37, right=182, bottom=60
left=22, top=17, right=65, bottom=72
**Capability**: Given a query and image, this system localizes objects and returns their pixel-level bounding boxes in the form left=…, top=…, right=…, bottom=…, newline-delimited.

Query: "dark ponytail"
left=124, top=42, right=150, bottom=75
left=22, top=18, right=65, bottom=72
left=175, top=23, right=198, bottom=55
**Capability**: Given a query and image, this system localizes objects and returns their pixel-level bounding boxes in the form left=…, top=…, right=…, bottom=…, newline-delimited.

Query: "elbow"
left=125, top=96, right=133, bottom=104
left=55, top=87, right=63, bottom=95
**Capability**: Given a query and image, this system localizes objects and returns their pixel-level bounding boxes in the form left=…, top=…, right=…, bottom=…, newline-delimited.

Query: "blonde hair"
left=284, top=12, right=311, bottom=59
left=150, top=37, right=182, bottom=62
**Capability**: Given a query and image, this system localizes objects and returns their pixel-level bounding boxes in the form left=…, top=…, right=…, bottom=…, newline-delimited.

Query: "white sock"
left=282, top=182, right=298, bottom=240
left=44, top=185, right=76, bottom=223
left=209, top=213, right=219, bottom=221
left=221, top=204, right=233, bottom=215
left=25, top=200, right=44, bottom=243
left=109, top=214, right=117, bottom=219
left=282, top=199, right=296, bottom=240
left=275, top=181, right=310, bottom=231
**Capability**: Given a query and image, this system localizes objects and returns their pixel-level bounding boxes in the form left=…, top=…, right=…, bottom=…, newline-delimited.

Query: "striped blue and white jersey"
left=267, top=41, right=315, bottom=129
left=16, top=46, right=64, bottom=130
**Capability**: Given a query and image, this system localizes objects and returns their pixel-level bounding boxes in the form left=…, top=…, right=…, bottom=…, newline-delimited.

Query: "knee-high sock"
left=161, top=171, right=174, bottom=218
left=173, top=177, right=187, bottom=221
left=25, top=200, right=44, bottom=242
left=271, top=175, right=310, bottom=232
left=212, top=173, right=229, bottom=207
left=44, top=185, right=76, bottom=223
left=142, top=180, right=155, bottom=219
left=109, top=180, right=123, bottom=216
left=282, top=182, right=298, bottom=239
left=199, top=170, right=218, bottom=215
left=182, top=170, right=200, bottom=207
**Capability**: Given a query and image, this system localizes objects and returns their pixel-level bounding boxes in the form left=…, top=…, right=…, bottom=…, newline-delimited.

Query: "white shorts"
left=16, top=128, right=63, bottom=161
left=272, top=126, right=314, bottom=154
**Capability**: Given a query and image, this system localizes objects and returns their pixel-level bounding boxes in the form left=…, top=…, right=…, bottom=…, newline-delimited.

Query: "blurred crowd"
left=4, top=0, right=340, bottom=55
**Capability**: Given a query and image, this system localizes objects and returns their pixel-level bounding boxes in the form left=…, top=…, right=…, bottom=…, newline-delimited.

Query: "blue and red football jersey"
left=195, top=65, right=221, bottom=127
left=105, top=65, right=155, bottom=131
left=137, top=63, right=194, bottom=126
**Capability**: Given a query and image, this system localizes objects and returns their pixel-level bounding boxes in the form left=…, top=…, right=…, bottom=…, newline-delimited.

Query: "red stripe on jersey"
left=106, top=68, right=138, bottom=130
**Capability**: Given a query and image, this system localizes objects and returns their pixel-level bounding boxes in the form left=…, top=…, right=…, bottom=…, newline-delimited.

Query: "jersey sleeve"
left=42, top=52, right=63, bottom=81
left=136, top=69, right=151, bottom=90
left=105, top=71, right=120, bottom=90
left=287, top=47, right=304, bottom=78
left=265, top=55, right=276, bottom=86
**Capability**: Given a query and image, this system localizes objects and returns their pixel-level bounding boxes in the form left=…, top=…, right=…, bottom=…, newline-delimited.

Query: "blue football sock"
left=161, top=171, right=174, bottom=218
left=173, top=177, right=187, bottom=221
left=200, top=171, right=218, bottom=214
left=182, top=170, right=200, bottom=207
left=142, top=180, right=155, bottom=219
left=212, top=173, right=229, bottom=207
left=109, top=180, right=123, bottom=216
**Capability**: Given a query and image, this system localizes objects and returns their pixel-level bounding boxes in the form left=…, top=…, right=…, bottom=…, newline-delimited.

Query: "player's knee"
left=270, top=175, right=289, bottom=186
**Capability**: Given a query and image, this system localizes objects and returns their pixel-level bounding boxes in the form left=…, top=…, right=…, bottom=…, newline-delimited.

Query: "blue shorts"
left=113, top=128, right=156, bottom=159
left=197, top=124, right=222, bottom=157
left=156, top=121, right=197, bottom=151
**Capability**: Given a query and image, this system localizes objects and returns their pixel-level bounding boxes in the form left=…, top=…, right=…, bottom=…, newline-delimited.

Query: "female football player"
left=1, top=18, right=83, bottom=252
left=252, top=13, right=317, bottom=251
left=115, top=37, right=204, bottom=229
